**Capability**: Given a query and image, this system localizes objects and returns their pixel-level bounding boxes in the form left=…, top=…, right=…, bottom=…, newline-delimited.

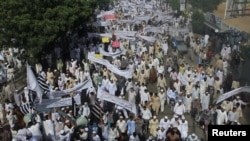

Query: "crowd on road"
left=0, top=0, right=249, bottom=141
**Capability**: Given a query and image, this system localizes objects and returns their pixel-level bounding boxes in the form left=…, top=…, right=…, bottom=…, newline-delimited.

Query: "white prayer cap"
left=69, top=110, right=72, bottom=113
left=153, top=116, right=157, bottom=119
left=92, top=131, right=96, bottom=134
left=236, top=96, right=240, bottom=99
left=182, top=117, right=185, bottom=120
left=174, top=115, right=178, bottom=118
left=178, top=100, right=182, bottom=102
left=119, top=116, right=123, bottom=119
left=191, top=133, right=196, bottom=136
left=85, top=128, right=88, bottom=131
left=24, top=87, right=27, bottom=89
left=164, top=116, right=168, bottom=119
left=60, top=130, right=65, bottom=134
left=160, top=89, right=164, bottom=92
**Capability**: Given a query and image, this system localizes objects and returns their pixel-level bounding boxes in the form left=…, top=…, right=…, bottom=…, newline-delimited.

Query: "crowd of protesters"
left=0, top=0, right=249, bottom=141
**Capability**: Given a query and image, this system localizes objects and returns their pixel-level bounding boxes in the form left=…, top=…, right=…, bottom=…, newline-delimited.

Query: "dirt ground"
left=213, top=2, right=250, bottom=33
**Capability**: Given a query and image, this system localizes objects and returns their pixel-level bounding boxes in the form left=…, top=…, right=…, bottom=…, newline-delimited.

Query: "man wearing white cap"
left=159, top=116, right=170, bottom=130
left=179, top=116, right=188, bottom=141
left=157, top=127, right=167, bottom=140
left=184, top=92, right=193, bottom=114
left=116, top=116, right=127, bottom=134
left=79, top=102, right=90, bottom=118
left=186, top=133, right=200, bottom=141
left=174, top=100, right=185, bottom=117
left=149, top=116, right=159, bottom=137
left=158, top=88, right=166, bottom=113
left=216, top=106, right=228, bottom=125
left=79, top=128, right=89, bottom=141
left=91, top=131, right=101, bottom=141
left=233, top=96, right=248, bottom=118
left=200, top=91, right=210, bottom=111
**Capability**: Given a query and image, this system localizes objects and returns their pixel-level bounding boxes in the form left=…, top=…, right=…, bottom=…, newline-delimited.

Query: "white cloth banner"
left=114, top=30, right=137, bottom=37
left=88, top=53, right=132, bottom=78
left=43, top=94, right=81, bottom=108
left=138, top=35, right=156, bottom=42
left=27, top=64, right=43, bottom=104
left=97, top=88, right=137, bottom=115
left=99, top=47, right=126, bottom=57
left=50, top=78, right=92, bottom=98
left=216, top=86, right=250, bottom=104
left=144, top=27, right=164, bottom=33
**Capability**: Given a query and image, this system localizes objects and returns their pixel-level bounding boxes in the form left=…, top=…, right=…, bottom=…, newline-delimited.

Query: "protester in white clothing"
left=227, top=106, right=240, bottom=124
left=28, top=121, right=43, bottom=141
left=159, top=116, right=170, bottom=130
left=157, top=127, right=166, bottom=140
left=179, top=117, right=189, bottom=141
left=116, top=116, right=127, bottom=134
left=200, top=92, right=210, bottom=111
left=184, top=93, right=193, bottom=114
left=108, top=124, right=119, bottom=141
left=216, top=106, right=228, bottom=125
left=79, top=102, right=90, bottom=118
left=174, top=100, right=186, bottom=116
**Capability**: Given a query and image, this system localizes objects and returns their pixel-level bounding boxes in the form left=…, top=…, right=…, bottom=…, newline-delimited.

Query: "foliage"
left=191, top=10, right=205, bottom=34
left=0, top=0, right=107, bottom=56
left=188, top=0, right=223, bottom=12
left=167, top=0, right=180, bottom=11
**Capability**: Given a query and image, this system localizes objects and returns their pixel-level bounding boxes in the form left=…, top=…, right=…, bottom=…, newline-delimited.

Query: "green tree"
left=0, top=0, right=109, bottom=58
left=189, top=0, right=223, bottom=12
left=191, top=10, right=205, bottom=34
left=167, top=0, right=180, bottom=11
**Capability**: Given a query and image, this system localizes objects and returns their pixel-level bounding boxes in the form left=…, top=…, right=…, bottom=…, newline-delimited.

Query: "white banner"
left=99, top=47, right=126, bottom=57
left=42, top=94, right=81, bottom=108
left=138, top=35, right=156, bottom=42
left=88, top=53, right=132, bottom=78
left=97, top=88, right=137, bottom=115
left=50, top=78, right=92, bottom=98
left=144, top=27, right=164, bottom=33
left=216, top=86, right=250, bottom=104
left=97, top=10, right=115, bottom=18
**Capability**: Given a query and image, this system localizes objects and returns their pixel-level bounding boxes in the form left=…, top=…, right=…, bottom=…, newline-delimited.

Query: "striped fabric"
left=19, top=102, right=31, bottom=115
left=91, top=100, right=104, bottom=121
left=37, top=74, right=50, bottom=94
left=19, top=90, right=38, bottom=115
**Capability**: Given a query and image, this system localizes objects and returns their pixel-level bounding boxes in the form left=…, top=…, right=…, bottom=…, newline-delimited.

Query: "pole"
left=224, top=0, right=229, bottom=19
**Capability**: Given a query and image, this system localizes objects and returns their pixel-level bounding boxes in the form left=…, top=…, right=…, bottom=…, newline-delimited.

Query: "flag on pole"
left=37, top=74, right=50, bottom=95
left=72, top=97, right=77, bottom=117
left=27, top=64, right=43, bottom=104
left=90, top=100, right=103, bottom=122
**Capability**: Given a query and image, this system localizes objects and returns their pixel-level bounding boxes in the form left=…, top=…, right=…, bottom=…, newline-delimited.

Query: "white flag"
left=27, top=64, right=43, bottom=104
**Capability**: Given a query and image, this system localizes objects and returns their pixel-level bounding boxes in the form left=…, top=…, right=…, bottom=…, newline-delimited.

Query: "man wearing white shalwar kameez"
left=216, top=107, right=228, bottom=125
left=179, top=117, right=189, bottom=141
left=159, top=116, right=170, bottom=130
left=200, top=92, right=210, bottom=111
left=174, top=100, right=186, bottom=116
left=184, top=93, right=193, bottom=114
left=43, top=118, right=56, bottom=140
left=157, top=127, right=166, bottom=140
left=116, top=116, right=127, bottom=134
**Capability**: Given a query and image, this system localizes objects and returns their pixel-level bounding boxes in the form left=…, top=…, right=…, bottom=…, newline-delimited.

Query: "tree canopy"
left=0, top=0, right=111, bottom=55
left=188, top=0, right=223, bottom=12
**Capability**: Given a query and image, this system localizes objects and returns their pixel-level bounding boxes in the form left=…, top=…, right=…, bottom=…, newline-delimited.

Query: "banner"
left=216, top=86, right=250, bottom=104
left=99, top=47, right=126, bottom=57
left=97, top=88, right=137, bottom=115
left=51, top=78, right=92, bottom=98
left=88, top=53, right=132, bottom=78
left=138, top=35, right=156, bottom=42
left=144, top=27, right=164, bottom=33
left=38, top=94, right=82, bottom=109
left=27, top=64, right=43, bottom=104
